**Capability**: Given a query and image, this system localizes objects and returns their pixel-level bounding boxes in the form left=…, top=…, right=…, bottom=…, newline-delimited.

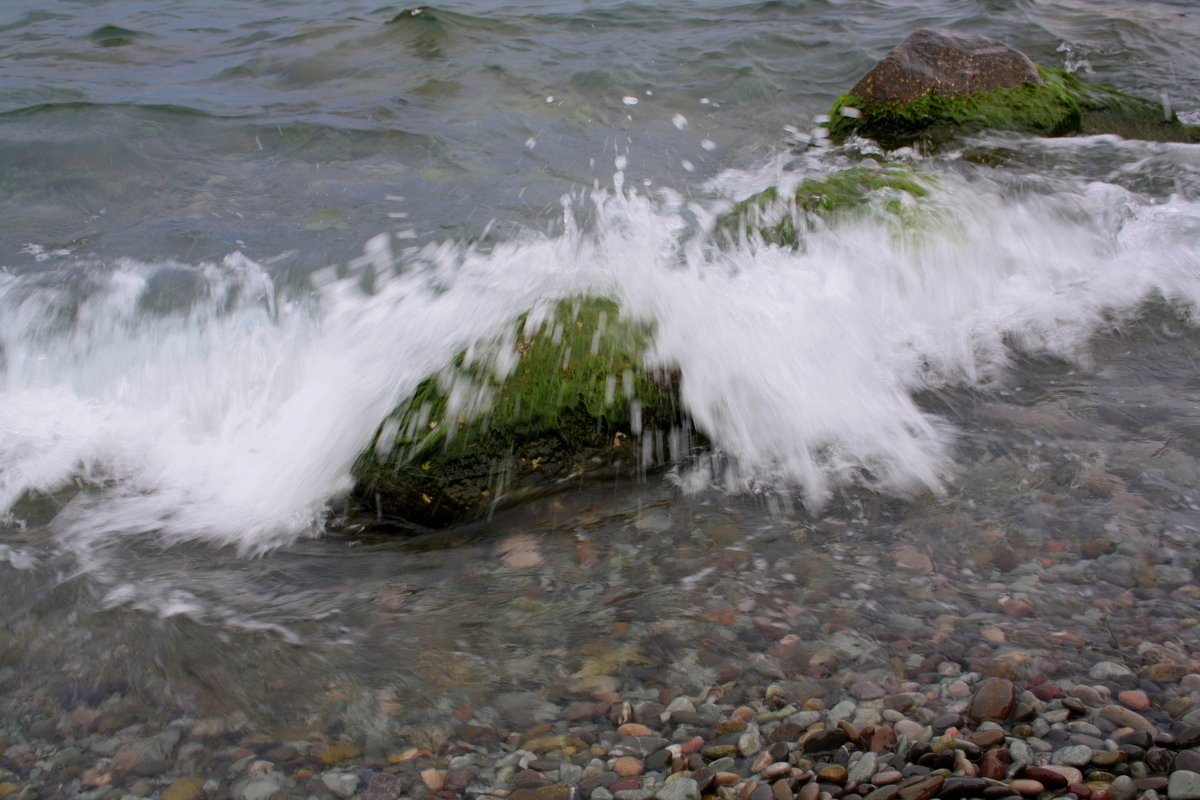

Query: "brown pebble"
left=818, top=765, right=848, bottom=785
left=1099, top=705, right=1155, bottom=733
left=614, top=756, right=643, bottom=777
left=898, top=775, right=943, bottom=800
left=1000, top=598, right=1034, bottom=618
left=420, top=769, right=447, bottom=791
left=798, top=782, right=821, bottom=800
left=617, top=723, right=655, bottom=738
left=1117, top=690, right=1150, bottom=710
left=864, top=787, right=900, bottom=800
left=968, top=678, right=1017, bottom=723
left=763, top=762, right=792, bottom=779
left=716, top=772, right=742, bottom=787
left=1009, top=780, right=1044, bottom=795
left=969, top=730, right=1006, bottom=748
left=874, top=771, right=903, bottom=786
left=979, top=748, right=1008, bottom=781
left=732, top=706, right=757, bottom=723
left=870, top=726, right=898, bottom=753
left=160, top=777, right=204, bottom=800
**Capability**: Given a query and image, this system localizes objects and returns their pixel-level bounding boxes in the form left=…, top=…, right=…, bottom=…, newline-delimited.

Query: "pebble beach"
left=2, top=451, right=1199, bottom=800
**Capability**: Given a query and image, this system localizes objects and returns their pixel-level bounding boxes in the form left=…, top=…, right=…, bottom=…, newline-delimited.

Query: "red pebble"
left=1068, top=784, right=1091, bottom=798
left=1025, top=767, right=1068, bottom=788
left=680, top=736, right=704, bottom=755
left=610, top=780, right=642, bottom=792
left=1031, top=684, right=1062, bottom=700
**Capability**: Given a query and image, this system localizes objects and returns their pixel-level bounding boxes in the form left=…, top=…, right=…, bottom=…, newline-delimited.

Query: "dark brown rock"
left=969, top=730, right=1005, bottom=749
left=850, top=28, right=1042, bottom=104
left=979, top=748, right=1008, bottom=781
left=968, top=678, right=1017, bottom=723
left=1025, top=767, right=1068, bottom=789
left=803, top=729, right=849, bottom=753
left=898, top=776, right=944, bottom=800
left=863, top=787, right=900, bottom=800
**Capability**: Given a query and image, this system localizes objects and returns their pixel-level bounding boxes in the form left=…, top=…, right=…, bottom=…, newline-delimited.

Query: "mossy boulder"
left=721, top=163, right=935, bottom=248
left=352, top=296, right=685, bottom=528
left=826, top=28, right=1200, bottom=150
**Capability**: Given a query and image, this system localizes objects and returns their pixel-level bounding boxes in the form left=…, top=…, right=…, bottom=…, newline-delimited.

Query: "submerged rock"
left=720, top=163, right=934, bottom=248
left=827, top=28, right=1200, bottom=149
left=352, top=296, right=686, bottom=527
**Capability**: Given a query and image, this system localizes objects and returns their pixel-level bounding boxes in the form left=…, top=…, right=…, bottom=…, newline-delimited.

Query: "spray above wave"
left=2, top=148, right=1200, bottom=551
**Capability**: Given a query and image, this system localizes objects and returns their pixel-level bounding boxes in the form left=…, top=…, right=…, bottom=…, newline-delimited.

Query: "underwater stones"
left=849, top=28, right=1042, bottom=104
left=826, top=29, right=1200, bottom=150
left=352, top=296, right=685, bottom=528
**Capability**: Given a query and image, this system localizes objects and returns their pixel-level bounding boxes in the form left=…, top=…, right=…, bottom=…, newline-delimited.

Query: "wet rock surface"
left=848, top=29, right=1042, bottom=104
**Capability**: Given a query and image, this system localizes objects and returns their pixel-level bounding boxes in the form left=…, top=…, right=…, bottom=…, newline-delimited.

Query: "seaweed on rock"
left=721, top=164, right=935, bottom=248
left=352, top=296, right=686, bottom=528
left=827, top=66, right=1200, bottom=151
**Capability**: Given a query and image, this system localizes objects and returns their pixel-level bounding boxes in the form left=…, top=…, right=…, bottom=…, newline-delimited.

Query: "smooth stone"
left=980, top=749, right=1008, bottom=781
left=161, top=777, right=205, bottom=800
left=971, top=730, right=1006, bottom=748
left=863, top=788, right=899, bottom=800
left=804, top=729, right=849, bottom=753
left=818, top=765, right=848, bottom=785
left=1119, top=691, right=1152, bottom=711
left=1025, top=768, right=1069, bottom=788
left=1091, top=750, right=1126, bottom=768
left=854, top=681, right=887, bottom=700
left=898, top=776, right=943, bottom=800
left=849, top=753, right=878, bottom=785
left=233, top=773, right=294, bottom=800
left=1090, top=662, right=1135, bottom=682
left=1040, top=766, right=1084, bottom=786
left=656, top=777, right=700, bottom=800
left=1168, top=771, right=1200, bottom=800
left=1178, top=728, right=1200, bottom=749
left=1111, top=776, right=1137, bottom=800
left=1053, top=745, right=1096, bottom=767
left=969, top=679, right=1017, bottom=723
left=322, top=772, right=361, bottom=799
left=1008, top=780, right=1044, bottom=795
left=1100, top=706, right=1156, bottom=733
left=939, top=778, right=990, bottom=800
left=1176, top=751, right=1200, bottom=773
left=614, top=757, right=644, bottom=777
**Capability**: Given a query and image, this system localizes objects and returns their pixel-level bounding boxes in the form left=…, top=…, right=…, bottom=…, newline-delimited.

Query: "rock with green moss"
left=352, top=296, right=685, bottom=528
left=826, top=28, right=1199, bottom=149
left=722, top=163, right=934, bottom=248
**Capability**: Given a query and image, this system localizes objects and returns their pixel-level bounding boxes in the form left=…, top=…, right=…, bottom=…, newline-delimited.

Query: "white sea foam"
left=2, top=146, right=1200, bottom=553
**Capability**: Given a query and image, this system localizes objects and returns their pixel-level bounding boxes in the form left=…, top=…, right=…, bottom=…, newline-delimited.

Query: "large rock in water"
left=827, top=28, right=1200, bottom=149
left=352, top=297, right=687, bottom=529
left=848, top=28, right=1042, bottom=104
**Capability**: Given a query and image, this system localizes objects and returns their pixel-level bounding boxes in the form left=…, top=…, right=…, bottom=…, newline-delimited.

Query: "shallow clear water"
left=1, top=0, right=1199, bottom=751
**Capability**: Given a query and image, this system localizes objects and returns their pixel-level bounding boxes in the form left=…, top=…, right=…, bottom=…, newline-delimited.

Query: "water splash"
left=2, top=145, right=1200, bottom=555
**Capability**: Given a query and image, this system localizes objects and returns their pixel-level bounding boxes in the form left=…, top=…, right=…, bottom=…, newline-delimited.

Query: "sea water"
left=1, top=0, right=1199, bottom=739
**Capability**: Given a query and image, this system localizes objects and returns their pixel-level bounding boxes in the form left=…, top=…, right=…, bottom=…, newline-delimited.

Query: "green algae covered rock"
left=722, top=164, right=934, bottom=248
left=826, top=28, right=1200, bottom=150
left=353, top=296, right=683, bottom=527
